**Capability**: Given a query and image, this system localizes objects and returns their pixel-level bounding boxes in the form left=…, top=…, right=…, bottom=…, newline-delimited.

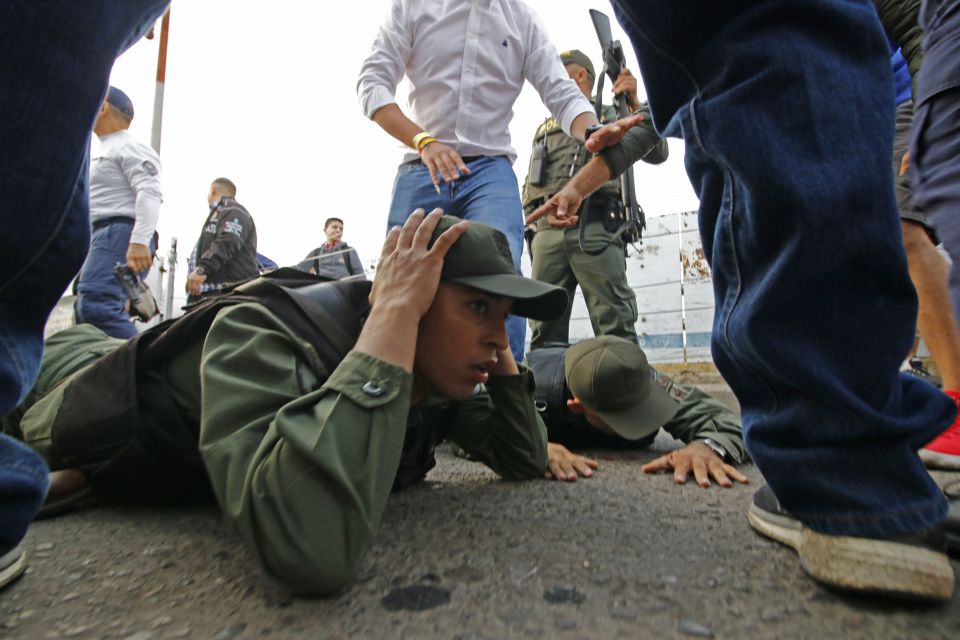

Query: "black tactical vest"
left=50, top=269, right=370, bottom=503
left=525, top=346, right=569, bottom=431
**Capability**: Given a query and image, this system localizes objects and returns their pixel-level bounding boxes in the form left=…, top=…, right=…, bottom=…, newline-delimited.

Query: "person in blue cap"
left=75, top=86, right=162, bottom=339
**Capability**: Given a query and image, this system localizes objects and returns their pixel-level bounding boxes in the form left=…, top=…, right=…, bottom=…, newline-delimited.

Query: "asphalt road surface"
left=2, top=436, right=958, bottom=640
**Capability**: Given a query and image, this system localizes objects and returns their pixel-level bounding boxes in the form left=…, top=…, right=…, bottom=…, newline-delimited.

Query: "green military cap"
left=565, top=336, right=679, bottom=440
left=560, top=49, right=595, bottom=82
left=428, top=215, right=567, bottom=321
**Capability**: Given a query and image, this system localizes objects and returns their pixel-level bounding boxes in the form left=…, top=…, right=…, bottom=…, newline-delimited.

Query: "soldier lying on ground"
left=0, top=211, right=568, bottom=596
left=529, top=337, right=749, bottom=487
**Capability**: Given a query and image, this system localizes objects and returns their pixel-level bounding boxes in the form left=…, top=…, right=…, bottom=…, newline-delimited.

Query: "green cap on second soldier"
left=559, top=50, right=595, bottom=82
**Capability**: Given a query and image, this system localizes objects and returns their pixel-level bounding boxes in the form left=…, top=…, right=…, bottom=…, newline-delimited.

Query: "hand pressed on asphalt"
left=545, top=442, right=598, bottom=481
left=642, top=442, right=749, bottom=488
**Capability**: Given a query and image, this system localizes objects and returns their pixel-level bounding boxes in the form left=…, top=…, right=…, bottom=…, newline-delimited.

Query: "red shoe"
left=920, top=390, right=960, bottom=470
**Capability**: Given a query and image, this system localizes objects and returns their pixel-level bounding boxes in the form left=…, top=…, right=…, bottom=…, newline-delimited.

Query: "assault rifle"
left=579, top=9, right=645, bottom=254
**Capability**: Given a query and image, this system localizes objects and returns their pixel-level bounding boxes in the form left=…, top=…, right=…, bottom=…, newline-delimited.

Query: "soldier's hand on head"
left=420, top=141, right=471, bottom=189
left=545, top=443, right=598, bottom=481
left=641, top=442, right=749, bottom=489
left=355, top=209, right=468, bottom=372
left=526, top=184, right=584, bottom=225
left=612, top=69, right=641, bottom=112
left=371, top=208, right=468, bottom=319
left=126, top=242, right=153, bottom=273
left=584, top=113, right=644, bottom=154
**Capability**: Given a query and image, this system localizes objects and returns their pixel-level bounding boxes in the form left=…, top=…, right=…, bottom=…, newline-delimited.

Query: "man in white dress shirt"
left=76, top=86, right=162, bottom=339
left=357, top=0, right=624, bottom=361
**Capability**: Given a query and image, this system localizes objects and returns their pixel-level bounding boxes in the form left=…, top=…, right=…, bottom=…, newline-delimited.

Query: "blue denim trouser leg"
left=75, top=220, right=155, bottom=339
left=609, top=0, right=954, bottom=536
left=0, top=0, right=170, bottom=413
left=0, top=434, right=48, bottom=556
left=387, top=156, right=528, bottom=361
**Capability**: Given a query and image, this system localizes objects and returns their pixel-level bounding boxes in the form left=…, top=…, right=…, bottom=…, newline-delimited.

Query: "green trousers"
left=529, top=224, right=638, bottom=348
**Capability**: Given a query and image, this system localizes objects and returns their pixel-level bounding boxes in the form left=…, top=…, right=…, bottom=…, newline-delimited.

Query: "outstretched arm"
left=526, top=111, right=652, bottom=225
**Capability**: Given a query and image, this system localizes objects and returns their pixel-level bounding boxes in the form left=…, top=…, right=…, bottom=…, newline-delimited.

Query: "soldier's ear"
left=567, top=398, right=584, bottom=414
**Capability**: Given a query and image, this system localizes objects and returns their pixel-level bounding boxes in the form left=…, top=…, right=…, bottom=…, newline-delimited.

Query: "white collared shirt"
left=89, top=129, right=162, bottom=245
left=357, top=0, right=593, bottom=164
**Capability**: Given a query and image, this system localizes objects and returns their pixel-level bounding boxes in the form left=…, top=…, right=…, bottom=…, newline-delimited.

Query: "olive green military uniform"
left=524, top=342, right=745, bottom=462
left=522, top=101, right=667, bottom=349
left=2, top=309, right=548, bottom=596
left=547, top=373, right=745, bottom=463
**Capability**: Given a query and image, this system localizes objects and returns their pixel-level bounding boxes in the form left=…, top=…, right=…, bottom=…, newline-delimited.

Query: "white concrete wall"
left=533, top=211, right=716, bottom=364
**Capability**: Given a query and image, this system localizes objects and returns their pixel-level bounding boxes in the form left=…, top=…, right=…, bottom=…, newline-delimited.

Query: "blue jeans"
left=609, top=0, right=954, bottom=536
left=0, top=0, right=170, bottom=414
left=76, top=219, right=154, bottom=339
left=387, top=156, right=528, bottom=361
left=0, top=434, right=48, bottom=556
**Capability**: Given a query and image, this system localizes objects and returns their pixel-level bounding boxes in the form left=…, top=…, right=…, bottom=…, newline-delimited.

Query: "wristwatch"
left=583, top=123, right=603, bottom=142
left=697, top=438, right=727, bottom=460
left=195, top=266, right=206, bottom=276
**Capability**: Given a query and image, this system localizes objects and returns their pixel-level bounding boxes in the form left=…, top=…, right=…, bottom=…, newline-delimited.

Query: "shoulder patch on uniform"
left=650, top=369, right=689, bottom=403
left=224, top=219, right=244, bottom=236
left=141, top=160, right=159, bottom=176
left=536, top=117, right=562, bottom=137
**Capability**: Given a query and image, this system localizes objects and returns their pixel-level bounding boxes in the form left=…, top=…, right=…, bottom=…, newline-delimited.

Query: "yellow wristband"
left=417, top=137, right=438, bottom=153
left=412, top=131, right=434, bottom=149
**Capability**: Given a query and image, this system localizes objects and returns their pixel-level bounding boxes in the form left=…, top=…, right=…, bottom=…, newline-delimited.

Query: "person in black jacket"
left=186, top=177, right=259, bottom=302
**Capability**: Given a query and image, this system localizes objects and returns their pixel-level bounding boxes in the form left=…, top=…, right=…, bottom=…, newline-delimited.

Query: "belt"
left=582, top=195, right=622, bottom=213
left=401, top=155, right=489, bottom=167
left=92, top=216, right=134, bottom=230
left=535, top=195, right=622, bottom=231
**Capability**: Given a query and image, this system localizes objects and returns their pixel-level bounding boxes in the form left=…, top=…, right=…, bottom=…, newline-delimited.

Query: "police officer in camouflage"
left=522, top=50, right=668, bottom=350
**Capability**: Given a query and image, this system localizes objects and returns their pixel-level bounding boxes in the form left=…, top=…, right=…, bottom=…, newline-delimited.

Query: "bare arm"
left=525, top=155, right=614, bottom=224
left=370, top=103, right=424, bottom=151
left=371, top=104, right=470, bottom=187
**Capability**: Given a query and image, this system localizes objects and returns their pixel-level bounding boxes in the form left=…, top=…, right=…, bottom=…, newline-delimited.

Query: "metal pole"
left=164, top=237, right=178, bottom=319
left=150, top=7, right=171, bottom=153
left=154, top=255, right=165, bottom=321
left=678, top=214, right=688, bottom=365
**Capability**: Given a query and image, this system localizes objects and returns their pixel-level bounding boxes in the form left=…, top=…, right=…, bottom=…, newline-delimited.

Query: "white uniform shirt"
left=89, top=129, right=162, bottom=245
left=357, top=0, right=593, bottom=164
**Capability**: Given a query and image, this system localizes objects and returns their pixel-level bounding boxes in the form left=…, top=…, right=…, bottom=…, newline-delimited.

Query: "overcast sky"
left=105, top=0, right=698, bottom=277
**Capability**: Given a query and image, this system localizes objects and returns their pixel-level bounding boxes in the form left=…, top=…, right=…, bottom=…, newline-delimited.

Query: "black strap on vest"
left=50, top=269, right=371, bottom=503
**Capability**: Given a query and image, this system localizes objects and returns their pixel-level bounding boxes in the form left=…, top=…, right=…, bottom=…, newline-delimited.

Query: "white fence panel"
left=565, top=210, right=715, bottom=364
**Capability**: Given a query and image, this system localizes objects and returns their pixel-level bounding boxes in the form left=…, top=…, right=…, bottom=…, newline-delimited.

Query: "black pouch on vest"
left=48, top=272, right=371, bottom=504
left=50, top=335, right=143, bottom=476
left=528, top=136, right=547, bottom=186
